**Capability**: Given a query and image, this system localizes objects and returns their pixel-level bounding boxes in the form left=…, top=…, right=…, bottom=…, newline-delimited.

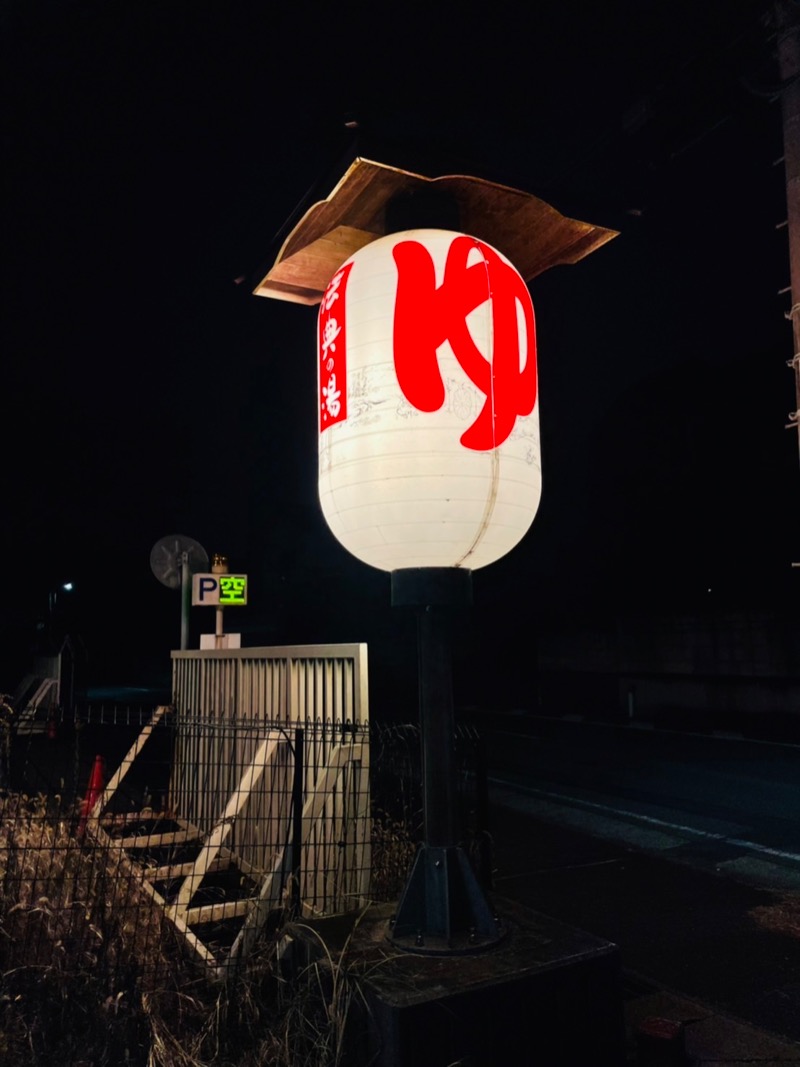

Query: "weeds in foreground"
left=138, top=910, right=383, bottom=1067
left=368, top=809, right=417, bottom=903
left=0, top=792, right=407, bottom=1066
left=1, top=792, right=167, bottom=1063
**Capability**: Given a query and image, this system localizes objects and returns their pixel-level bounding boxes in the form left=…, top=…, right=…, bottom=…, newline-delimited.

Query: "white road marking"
left=489, top=778, right=800, bottom=866
left=725, top=838, right=800, bottom=864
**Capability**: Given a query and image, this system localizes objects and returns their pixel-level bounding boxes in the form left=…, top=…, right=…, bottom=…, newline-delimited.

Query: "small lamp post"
left=252, top=157, right=617, bottom=953
left=211, top=553, right=229, bottom=647
left=48, top=581, right=74, bottom=618
left=47, top=581, right=74, bottom=639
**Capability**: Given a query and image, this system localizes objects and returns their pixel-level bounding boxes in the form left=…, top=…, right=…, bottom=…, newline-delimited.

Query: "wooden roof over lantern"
left=252, top=157, right=618, bottom=306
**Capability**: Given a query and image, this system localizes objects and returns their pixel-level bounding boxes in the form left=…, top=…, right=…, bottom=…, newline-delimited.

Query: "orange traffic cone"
left=78, top=754, right=105, bottom=834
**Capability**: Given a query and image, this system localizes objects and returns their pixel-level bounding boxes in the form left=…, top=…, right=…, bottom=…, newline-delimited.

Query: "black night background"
left=2, top=0, right=798, bottom=715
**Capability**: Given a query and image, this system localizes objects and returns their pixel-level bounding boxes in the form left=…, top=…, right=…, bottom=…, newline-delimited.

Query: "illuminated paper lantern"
left=317, top=229, right=541, bottom=572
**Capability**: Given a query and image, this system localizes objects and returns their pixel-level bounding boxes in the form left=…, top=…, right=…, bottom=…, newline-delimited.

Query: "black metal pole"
left=417, top=605, right=457, bottom=847
left=389, top=568, right=503, bottom=954
left=290, top=727, right=304, bottom=917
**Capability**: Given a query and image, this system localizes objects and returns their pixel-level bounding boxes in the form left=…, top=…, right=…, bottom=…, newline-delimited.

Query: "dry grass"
left=0, top=793, right=173, bottom=973
left=0, top=791, right=412, bottom=1066
left=368, top=809, right=417, bottom=904
left=0, top=791, right=167, bottom=1063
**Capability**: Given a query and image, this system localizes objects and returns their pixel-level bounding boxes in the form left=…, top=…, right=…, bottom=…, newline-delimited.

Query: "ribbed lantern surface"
left=317, top=228, right=542, bottom=571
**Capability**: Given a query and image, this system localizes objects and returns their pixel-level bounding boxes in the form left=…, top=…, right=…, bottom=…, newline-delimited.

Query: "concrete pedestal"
left=287, top=898, right=625, bottom=1067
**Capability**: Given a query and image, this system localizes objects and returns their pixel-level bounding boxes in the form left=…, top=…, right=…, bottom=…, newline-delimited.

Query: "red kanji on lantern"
left=318, top=262, right=354, bottom=432
left=391, top=235, right=537, bottom=450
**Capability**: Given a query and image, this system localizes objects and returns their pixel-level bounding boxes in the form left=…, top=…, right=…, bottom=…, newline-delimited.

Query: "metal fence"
left=171, top=643, right=369, bottom=734
left=0, top=646, right=490, bottom=989
left=1, top=709, right=370, bottom=983
left=0, top=788, right=171, bottom=987
left=170, top=644, right=371, bottom=923
left=369, top=720, right=492, bottom=894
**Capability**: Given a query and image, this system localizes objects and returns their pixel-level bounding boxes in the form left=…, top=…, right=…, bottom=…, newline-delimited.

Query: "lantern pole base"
left=389, top=844, right=505, bottom=955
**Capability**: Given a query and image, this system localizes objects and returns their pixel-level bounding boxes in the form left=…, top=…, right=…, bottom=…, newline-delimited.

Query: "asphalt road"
left=477, top=713, right=800, bottom=1045
left=479, top=713, right=800, bottom=892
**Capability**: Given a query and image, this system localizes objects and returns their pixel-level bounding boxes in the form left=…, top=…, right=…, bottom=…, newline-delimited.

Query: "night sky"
left=3, top=0, right=798, bottom=706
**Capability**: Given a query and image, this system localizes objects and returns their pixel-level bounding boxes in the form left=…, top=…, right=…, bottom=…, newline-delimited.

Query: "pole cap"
left=391, top=567, right=473, bottom=608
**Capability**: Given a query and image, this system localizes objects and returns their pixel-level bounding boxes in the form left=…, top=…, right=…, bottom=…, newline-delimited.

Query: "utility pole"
left=776, top=0, right=800, bottom=459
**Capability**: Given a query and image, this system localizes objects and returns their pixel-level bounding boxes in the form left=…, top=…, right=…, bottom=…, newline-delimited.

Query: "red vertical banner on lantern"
left=318, top=262, right=353, bottom=433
